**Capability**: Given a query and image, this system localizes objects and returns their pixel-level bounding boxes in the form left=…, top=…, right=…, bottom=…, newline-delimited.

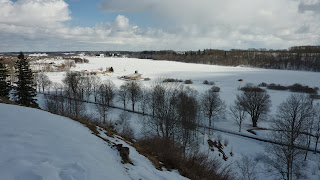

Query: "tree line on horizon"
left=128, top=45, right=320, bottom=72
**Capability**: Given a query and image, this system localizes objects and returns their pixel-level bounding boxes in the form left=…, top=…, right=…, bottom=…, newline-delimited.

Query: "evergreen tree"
left=0, top=58, right=10, bottom=98
left=14, top=52, right=38, bottom=107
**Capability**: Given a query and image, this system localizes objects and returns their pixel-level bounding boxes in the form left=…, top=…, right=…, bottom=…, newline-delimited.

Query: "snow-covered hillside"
left=0, top=103, right=188, bottom=180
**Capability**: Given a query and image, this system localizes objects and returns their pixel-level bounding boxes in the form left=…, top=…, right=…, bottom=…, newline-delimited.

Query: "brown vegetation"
left=137, top=137, right=233, bottom=180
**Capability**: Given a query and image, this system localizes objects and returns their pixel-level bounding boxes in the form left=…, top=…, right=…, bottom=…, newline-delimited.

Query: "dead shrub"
left=288, top=83, right=318, bottom=94
left=203, top=80, right=215, bottom=85
left=0, top=97, right=16, bottom=105
left=163, top=78, right=183, bottom=83
left=259, top=82, right=267, bottom=87
left=267, top=83, right=288, bottom=90
left=310, top=94, right=320, bottom=99
left=211, top=86, right=221, bottom=92
left=137, top=137, right=233, bottom=180
left=184, top=79, right=193, bottom=84
left=240, top=84, right=265, bottom=92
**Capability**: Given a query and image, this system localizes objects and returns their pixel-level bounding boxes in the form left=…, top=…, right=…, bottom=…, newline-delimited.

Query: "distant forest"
left=128, top=46, right=320, bottom=72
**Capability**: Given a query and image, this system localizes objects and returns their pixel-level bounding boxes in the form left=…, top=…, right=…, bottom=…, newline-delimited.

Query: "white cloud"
left=0, top=0, right=174, bottom=51
left=99, top=0, right=320, bottom=49
left=0, top=0, right=71, bottom=28
left=0, top=0, right=320, bottom=52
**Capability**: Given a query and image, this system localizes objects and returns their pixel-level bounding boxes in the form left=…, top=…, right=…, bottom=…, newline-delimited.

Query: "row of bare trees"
left=41, top=72, right=273, bottom=134
left=41, top=73, right=320, bottom=150
left=42, top=72, right=320, bottom=180
left=264, top=94, right=320, bottom=180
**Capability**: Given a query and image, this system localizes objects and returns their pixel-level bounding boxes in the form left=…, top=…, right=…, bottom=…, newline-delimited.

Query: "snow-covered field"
left=0, top=103, right=188, bottom=180
left=46, top=57, right=320, bottom=128
left=34, top=56, right=320, bottom=179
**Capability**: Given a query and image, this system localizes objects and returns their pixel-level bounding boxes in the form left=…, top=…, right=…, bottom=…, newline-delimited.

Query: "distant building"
left=123, top=71, right=142, bottom=80
left=104, top=67, right=114, bottom=74
left=29, top=53, right=48, bottom=57
left=95, top=54, right=105, bottom=58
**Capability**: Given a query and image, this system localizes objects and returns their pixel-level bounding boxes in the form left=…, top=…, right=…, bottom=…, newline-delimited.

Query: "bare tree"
left=95, top=83, right=110, bottom=123
left=118, top=84, right=129, bottom=109
left=139, top=88, right=150, bottom=116
left=149, top=83, right=166, bottom=117
left=229, top=99, right=247, bottom=132
left=304, top=107, right=315, bottom=160
left=44, top=94, right=66, bottom=115
left=175, top=86, right=199, bottom=149
left=82, top=75, right=93, bottom=101
left=102, top=80, right=116, bottom=106
left=313, top=103, right=320, bottom=153
left=123, top=80, right=142, bottom=112
left=63, top=71, right=86, bottom=118
left=33, top=73, right=41, bottom=92
left=265, top=94, right=313, bottom=180
left=200, top=87, right=225, bottom=129
left=146, top=83, right=180, bottom=140
left=63, top=71, right=83, bottom=99
left=34, top=72, right=51, bottom=93
left=236, top=155, right=259, bottom=180
left=52, top=82, right=63, bottom=95
left=91, top=75, right=101, bottom=102
left=237, top=84, right=271, bottom=127
left=116, top=111, right=134, bottom=139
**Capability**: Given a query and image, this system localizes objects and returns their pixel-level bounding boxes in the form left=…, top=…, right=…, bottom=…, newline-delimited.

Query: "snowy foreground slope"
left=0, top=103, right=187, bottom=180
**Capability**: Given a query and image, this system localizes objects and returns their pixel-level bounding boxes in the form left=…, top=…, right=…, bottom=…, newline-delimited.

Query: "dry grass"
left=137, top=137, right=234, bottom=180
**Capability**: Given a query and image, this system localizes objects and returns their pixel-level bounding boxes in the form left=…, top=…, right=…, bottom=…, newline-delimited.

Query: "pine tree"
left=0, top=58, right=10, bottom=98
left=14, top=52, right=38, bottom=107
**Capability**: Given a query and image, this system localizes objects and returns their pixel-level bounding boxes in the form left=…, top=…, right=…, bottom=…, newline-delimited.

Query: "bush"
left=163, top=78, right=183, bottom=83
left=310, top=94, right=320, bottom=99
left=184, top=79, right=193, bottom=84
left=203, top=80, right=215, bottom=85
left=288, top=83, right=318, bottom=94
left=137, top=137, right=233, bottom=180
left=259, top=82, right=267, bottom=87
left=267, top=83, right=288, bottom=90
left=260, top=82, right=318, bottom=94
left=144, top=78, right=151, bottom=81
left=211, top=86, right=220, bottom=92
left=240, top=84, right=265, bottom=92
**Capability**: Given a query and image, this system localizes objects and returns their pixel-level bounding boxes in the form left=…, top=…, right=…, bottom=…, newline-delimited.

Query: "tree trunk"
left=304, top=134, right=311, bottom=160
left=315, top=137, right=319, bottom=154
left=252, top=117, right=257, bottom=127
left=209, top=117, right=212, bottom=135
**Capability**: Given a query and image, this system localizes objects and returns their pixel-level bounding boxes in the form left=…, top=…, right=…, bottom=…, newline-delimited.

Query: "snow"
left=29, top=53, right=48, bottom=57
left=43, top=57, right=320, bottom=132
left=33, top=56, right=320, bottom=179
left=0, top=103, right=188, bottom=180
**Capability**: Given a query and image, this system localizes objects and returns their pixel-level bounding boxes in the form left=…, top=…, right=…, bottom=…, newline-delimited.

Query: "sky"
left=0, top=0, right=320, bottom=52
